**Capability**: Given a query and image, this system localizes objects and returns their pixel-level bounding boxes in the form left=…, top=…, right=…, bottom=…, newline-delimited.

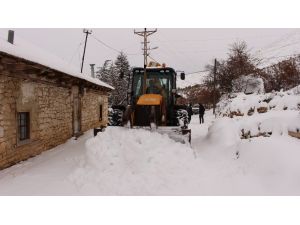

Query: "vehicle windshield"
left=132, top=70, right=174, bottom=103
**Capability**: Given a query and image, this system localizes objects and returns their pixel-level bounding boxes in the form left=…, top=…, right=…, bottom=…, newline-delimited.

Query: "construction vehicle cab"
left=122, top=64, right=191, bottom=143
left=129, top=67, right=179, bottom=126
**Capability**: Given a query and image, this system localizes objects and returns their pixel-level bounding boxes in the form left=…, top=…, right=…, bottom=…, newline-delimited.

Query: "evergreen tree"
left=96, top=52, right=131, bottom=106
left=114, top=51, right=131, bottom=81
left=96, top=59, right=112, bottom=84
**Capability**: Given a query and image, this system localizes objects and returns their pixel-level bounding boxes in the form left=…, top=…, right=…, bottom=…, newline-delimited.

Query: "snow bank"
left=234, top=110, right=299, bottom=137
left=217, top=93, right=267, bottom=116
left=235, top=136, right=300, bottom=195
left=68, top=127, right=198, bottom=195
left=217, top=87, right=300, bottom=118
left=206, top=117, right=240, bottom=147
left=288, top=85, right=300, bottom=95
left=216, top=87, right=300, bottom=139
left=1, top=115, right=300, bottom=195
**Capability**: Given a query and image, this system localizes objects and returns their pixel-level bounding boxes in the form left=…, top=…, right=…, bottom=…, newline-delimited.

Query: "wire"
left=185, top=70, right=210, bottom=75
left=148, top=55, right=160, bottom=64
left=153, top=33, right=284, bottom=44
left=264, top=53, right=299, bottom=60
left=254, top=30, right=300, bottom=56
left=91, top=34, right=122, bottom=54
left=69, top=40, right=84, bottom=64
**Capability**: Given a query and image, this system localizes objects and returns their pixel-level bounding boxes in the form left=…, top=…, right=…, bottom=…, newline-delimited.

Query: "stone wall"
left=35, top=83, right=73, bottom=149
left=81, top=90, right=108, bottom=132
left=0, top=74, right=108, bottom=170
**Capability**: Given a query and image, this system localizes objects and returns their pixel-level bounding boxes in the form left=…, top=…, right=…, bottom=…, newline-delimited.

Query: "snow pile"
left=0, top=32, right=113, bottom=90
left=287, top=84, right=300, bottom=95
left=216, top=87, right=300, bottom=139
left=68, top=127, right=198, bottom=195
left=206, top=117, right=240, bottom=147
left=217, top=88, right=300, bottom=117
left=236, top=136, right=300, bottom=195
left=217, top=93, right=267, bottom=116
left=237, top=110, right=300, bottom=137
left=0, top=113, right=300, bottom=195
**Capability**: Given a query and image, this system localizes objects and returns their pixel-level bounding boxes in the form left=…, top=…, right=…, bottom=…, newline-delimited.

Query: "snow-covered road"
left=0, top=110, right=300, bottom=195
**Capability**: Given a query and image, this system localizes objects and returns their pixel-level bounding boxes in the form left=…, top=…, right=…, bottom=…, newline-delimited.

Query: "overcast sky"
left=0, top=28, right=298, bottom=75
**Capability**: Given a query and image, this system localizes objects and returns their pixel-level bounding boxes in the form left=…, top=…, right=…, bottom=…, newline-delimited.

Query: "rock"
left=257, top=107, right=268, bottom=113
left=288, top=131, right=300, bottom=139
left=229, top=111, right=244, bottom=117
left=247, top=107, right=255, bottom=116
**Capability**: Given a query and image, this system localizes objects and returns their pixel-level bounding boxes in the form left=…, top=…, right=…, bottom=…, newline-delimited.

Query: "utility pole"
left=81, top=29, right=92, bottom=73
left=213, top=58, right=217, bottom=116
left=134, top=28, right=157, bottom=94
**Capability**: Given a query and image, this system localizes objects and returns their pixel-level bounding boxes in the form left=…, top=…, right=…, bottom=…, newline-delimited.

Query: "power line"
left=157, top=32, right=201, bottom=70
left=69, top=40, right=84, bottom=65
left=264, top=53, right=300, bottom=60
left=91, top=34, right=122, bottom=54
left=256, top=30, right=300, bottom=53
left=148, top=55, right=160, bottom=64
left=185, top=70, right=210, bottom=75
left=253, top=30, right=300, bottom=57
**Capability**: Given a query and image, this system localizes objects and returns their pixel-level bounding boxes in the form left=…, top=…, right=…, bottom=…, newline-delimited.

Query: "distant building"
left=0, top=31, right=113, bottom=170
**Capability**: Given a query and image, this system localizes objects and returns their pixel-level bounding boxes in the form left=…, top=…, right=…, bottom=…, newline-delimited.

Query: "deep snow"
left=0, top=110, right=300, bottom=195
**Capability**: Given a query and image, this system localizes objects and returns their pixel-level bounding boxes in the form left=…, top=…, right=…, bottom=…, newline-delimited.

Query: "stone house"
left=0, top=32, right=113, bottom=170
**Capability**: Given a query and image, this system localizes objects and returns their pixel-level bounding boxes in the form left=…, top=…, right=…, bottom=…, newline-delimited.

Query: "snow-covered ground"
left=217, top=87, right=300, bottom=137
left=0, top=108, right=300, bottom=195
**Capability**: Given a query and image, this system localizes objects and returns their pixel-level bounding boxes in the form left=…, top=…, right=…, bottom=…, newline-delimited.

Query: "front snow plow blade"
left=161, top=127, right=191, bottom=144
left=132, top=126, right=191, bottom=144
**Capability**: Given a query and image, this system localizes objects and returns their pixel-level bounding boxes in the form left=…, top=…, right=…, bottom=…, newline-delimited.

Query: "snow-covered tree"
left=114, top=52, right=131, bottom=82
left=96, top=59, right=112, bottom=84
left=96, top=52, right=131, bottom=106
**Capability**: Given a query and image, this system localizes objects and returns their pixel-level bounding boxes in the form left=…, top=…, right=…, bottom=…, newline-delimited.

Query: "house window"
left=18, top=112, right=30, bottom=141
left=99, top=104, right=103, bottom=121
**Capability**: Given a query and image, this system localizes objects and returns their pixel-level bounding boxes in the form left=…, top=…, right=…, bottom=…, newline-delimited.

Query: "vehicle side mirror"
left=180, top=72, right=185, bottom=80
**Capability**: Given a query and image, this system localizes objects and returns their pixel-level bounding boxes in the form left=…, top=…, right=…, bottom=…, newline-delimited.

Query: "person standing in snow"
left=187, top=103, right=193, bottom=123
left=198, top=103, right=205, bottom=124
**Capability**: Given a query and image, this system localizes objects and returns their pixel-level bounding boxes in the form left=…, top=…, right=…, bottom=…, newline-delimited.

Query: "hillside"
left=216, top=85, right=300, bottom=139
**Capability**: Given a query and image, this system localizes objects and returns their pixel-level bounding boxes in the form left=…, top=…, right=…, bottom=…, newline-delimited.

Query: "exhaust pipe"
left=90, top=64, right=95, bottom=78
left=8, top=30, right=14, bottom=44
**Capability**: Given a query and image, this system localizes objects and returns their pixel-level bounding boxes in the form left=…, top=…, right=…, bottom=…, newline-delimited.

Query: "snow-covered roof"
left=0, top=34, right=114, bottom=90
